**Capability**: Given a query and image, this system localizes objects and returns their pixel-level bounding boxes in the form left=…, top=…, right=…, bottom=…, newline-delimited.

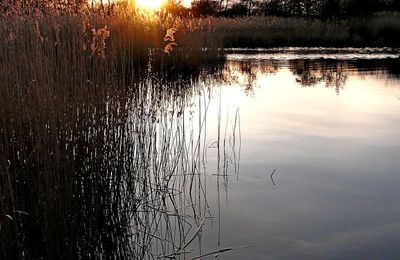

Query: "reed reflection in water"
left=2, top=49, right=400, bottom=259
left=192, top=54, right=400, bottom=259
left=0, top=71, right=241, bottom=259
left=219, top=55, right=400, bottom=95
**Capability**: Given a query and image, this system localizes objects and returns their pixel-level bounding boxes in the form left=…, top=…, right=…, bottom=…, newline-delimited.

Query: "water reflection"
left=221, top=60, right=279, bottom=95
left=218, top=56, right=400, bottom=95
left=2, top=50, right=400, bottom=259
left=0, top=74, right=239, bottom=259
left=289, top=60, right=348, bottom=94
left=196, top=53, right=400, bottom=259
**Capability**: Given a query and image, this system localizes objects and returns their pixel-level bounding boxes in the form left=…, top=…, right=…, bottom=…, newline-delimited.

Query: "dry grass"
left=0, top=5, right=242, bottom=258
left=1, top=3, right=399, bottom=258
left=181, top=13, right=400, bottom=48
left=0, top=7, right=226, bottom=259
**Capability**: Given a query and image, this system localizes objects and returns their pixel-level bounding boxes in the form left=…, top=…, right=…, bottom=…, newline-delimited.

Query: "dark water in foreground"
left=2, top=49, right=400, bottom=259
left=185, top=51, right=400, bottom=259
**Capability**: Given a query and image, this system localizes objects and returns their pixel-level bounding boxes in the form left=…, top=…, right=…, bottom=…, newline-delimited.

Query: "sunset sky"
left=93, top=0, right=192, bottom=9
left=135, top=0, right=193, bottom=9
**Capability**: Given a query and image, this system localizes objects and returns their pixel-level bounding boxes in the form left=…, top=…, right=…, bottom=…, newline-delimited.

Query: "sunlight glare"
left=136, top=0, right=166, bottom=9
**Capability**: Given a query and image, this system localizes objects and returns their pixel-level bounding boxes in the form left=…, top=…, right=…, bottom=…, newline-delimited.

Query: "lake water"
left=183, top=49, right=400, bottom=259
left=3, top=49, right=400, bottom=259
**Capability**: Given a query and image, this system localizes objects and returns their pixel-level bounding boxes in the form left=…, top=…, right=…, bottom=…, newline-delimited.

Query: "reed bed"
left=0, top=76, right=220, bottom=259
left=2, top=3, right=397, bottom=258
left=0, top=8, right=236, bottom=259
left=181, top=13, right=400, bottom=48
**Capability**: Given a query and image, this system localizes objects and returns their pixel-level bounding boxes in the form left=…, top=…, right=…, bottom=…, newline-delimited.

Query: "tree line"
left=188, top=0, right=400, bottom=18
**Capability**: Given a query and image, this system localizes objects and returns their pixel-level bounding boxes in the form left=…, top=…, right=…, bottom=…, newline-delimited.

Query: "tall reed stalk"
left=0, top=7, right=234, bottom=259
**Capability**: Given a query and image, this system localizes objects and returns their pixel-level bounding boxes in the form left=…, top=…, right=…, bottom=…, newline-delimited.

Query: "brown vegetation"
left=1, top=1, right=399, bottom=258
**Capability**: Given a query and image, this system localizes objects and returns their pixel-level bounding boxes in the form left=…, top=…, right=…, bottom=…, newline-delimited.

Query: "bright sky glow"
left=136, top=0, right=166, bottom=9
left=91, top=0, right=192, bottom=9
left=134, top=0, right=192, bottom=9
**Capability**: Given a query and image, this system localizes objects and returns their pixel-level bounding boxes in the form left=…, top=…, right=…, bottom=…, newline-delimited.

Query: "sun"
left=135, top=0, right=166, bottom=9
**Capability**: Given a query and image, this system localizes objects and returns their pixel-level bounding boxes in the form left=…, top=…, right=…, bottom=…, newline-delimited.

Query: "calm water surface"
left=188, top=51, right=400, bottom=259
left=3, top=49, right=399, bottom=259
